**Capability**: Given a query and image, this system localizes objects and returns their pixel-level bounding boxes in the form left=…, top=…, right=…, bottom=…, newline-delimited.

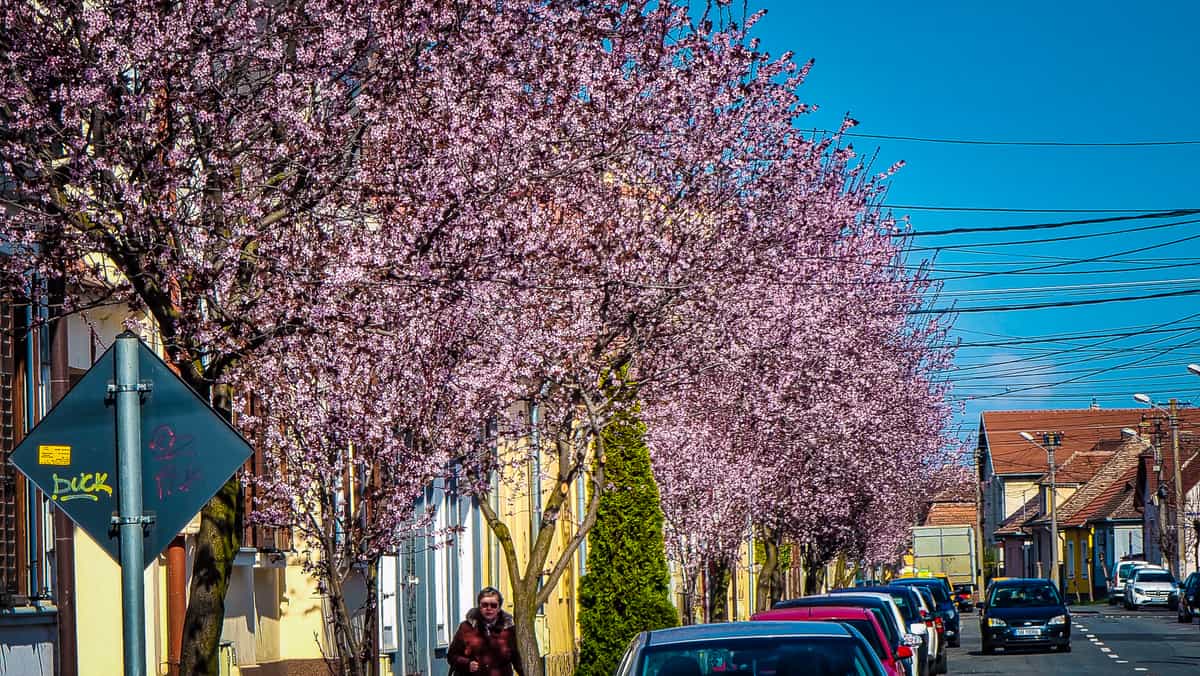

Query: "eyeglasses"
left=480, top=601, right=499, bottom=609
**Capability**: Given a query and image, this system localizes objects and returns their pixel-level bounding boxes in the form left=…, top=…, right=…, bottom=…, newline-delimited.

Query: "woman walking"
left=447, top=586, right=523, bottom=676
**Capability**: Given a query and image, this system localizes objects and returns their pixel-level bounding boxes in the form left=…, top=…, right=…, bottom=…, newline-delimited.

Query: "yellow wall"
left=1063, top=528, right=1094, bottom=598
left=74, top=529, right=168, bottom=675
left=1004, top=480, right=1037, bottom=519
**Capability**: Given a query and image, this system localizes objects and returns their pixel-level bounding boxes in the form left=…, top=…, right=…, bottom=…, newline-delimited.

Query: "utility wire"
left=820, top=130, right=1200, bottom=147
left=902, top=210, right=1200, bottom=237
left=910, top=287, right=1200, bottom=315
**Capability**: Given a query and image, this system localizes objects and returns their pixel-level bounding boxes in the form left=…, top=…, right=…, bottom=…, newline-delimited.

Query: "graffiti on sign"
left=149, top=424, right=202, bottom=500
left=51, top=471, right=113, bottom=502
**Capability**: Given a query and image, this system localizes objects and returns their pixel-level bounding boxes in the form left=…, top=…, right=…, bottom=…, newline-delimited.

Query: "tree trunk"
left=512, top=600, right=542, bottom=676
left=179, top=382, right=242, bottom=675
left=755, top=532, right=786, bottom=609
left=179, top=476, right=241, bottom=676
left=706, top=559, right=730, bottom=622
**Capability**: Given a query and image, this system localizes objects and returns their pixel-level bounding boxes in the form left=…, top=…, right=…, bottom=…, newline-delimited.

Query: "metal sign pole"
left=114, top=332, right=149, bottom=676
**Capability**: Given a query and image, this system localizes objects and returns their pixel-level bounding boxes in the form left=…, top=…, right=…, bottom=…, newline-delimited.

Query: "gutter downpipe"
left=49, top=279, right=78, bottom=676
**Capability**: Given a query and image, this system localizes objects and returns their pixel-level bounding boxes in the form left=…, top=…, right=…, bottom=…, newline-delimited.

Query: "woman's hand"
left=468, top=659, right=480, bottom=672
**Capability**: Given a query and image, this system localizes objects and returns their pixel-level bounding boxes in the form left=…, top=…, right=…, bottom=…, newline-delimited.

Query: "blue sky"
left=737, top=0, right=1200, bottom=443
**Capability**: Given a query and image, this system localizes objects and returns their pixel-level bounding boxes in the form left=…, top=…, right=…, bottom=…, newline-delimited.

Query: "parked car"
left=1124, top=567, right=1177, bottom=610
left=952, top=583, right=977, bottom=611
left=890, top=577, right=961, bottom=647
left=752, top=606, right=912, bottom=676
left=1177, top=572, right=1200, bottom=623
left=831, top=585, right=943, bottom=676
left=775, top=592, right=919, bottom=676
left=909, top=585, right=948, bottom=673
left=978, top=578, right=1071, bottom=654
left=1108, top=559, right=1154, bottom=603
left=613, top=621, right=888, bottom=676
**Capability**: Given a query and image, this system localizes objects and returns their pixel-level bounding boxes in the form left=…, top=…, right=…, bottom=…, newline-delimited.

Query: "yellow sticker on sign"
left=38, top=445, right=71, bottom=466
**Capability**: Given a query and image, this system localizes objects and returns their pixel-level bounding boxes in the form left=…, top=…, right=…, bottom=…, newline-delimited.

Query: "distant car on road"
left=1178, top=571, right=1200, bottom=623
left=978, top=578, right=1071, bottom=654
left=613, top=620, right=888, bottom=676
left=1124, top=567, right=1176, bottom=610
left=952, top=583, right=977, bottom=611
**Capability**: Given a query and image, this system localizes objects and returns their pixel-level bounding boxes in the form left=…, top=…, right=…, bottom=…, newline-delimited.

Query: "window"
left=1066, top=541, right=1075, bottom=579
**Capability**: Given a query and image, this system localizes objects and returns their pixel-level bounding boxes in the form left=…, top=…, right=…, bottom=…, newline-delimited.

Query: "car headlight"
left=987, top=618, right=1006, bottom=627
left=1133, top=587, right=1144, bottom=595
left=1048, top=615, right=1067, bottom=626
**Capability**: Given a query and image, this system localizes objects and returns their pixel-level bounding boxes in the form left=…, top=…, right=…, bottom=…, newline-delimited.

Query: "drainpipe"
left=49, top=279, right=78, bottom=676
left=166, top=537, right=186, bottom=676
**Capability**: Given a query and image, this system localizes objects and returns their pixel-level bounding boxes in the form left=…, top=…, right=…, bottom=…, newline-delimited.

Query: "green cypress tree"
left=577, top=406, right=678, bottom=675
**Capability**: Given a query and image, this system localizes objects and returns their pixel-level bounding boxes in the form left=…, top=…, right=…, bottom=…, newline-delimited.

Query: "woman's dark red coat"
left=447, top=608, right=523, bottom=676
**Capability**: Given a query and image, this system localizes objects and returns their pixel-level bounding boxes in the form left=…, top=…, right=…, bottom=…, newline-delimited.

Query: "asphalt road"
left=950, top=606, right=1200, bottom=675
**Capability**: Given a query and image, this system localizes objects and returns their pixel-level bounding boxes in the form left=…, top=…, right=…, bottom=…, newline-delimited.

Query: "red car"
left=752, top=606, right=912, bottom=676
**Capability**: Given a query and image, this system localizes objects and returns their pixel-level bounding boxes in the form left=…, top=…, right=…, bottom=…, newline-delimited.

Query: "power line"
left=910, top=287, right=1200, bottom=315
left=901, top=210, right=1200, bottom=237
left=821, top=130, right=1200, bottom=147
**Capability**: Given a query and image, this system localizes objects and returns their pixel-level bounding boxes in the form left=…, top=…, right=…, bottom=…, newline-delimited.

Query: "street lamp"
left=1019, top=431, right=1061, bottom=587
left=1132, top=392, right=1183, bottom=579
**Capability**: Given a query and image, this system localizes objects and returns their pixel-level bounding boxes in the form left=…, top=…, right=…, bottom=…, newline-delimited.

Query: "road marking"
left=1135, top=669, right=1148, bottom=672
left=1116, top=660, right=1128, bottom=664
left=1100, top=647, right=1111, bottom=652
left=1107, top=654, right=1119, bottom=659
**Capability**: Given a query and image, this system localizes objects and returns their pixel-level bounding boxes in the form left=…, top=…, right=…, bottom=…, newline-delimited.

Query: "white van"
left=1108, top=560, right=1164, bottom=603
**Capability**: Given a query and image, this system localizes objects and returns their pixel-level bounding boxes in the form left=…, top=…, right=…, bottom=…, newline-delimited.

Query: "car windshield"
left=989, top=584, right=1061, bottom=608
left=838, top=619, right=887, bottom=662
left=1118, top=563, right=1141, bottom=579
left=884, top=594, right=916, bottom=621
left=1135, top=571, right=1174, bottom=583
left=639, top=637, right=882, bottom=676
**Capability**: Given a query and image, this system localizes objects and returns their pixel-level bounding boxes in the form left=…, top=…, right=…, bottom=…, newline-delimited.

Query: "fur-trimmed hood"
left=466, top=607, right=515, bottom=631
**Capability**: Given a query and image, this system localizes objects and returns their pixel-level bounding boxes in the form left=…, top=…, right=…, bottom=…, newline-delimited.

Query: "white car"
left=1109, top=560, right=1156, bottom=603
left=1125, top=567, right=1176, bottom=610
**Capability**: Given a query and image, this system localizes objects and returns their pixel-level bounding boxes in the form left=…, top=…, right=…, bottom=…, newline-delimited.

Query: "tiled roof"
left=980, top=409, right=1151, bottom=477
left=930, top=483, right=975, bottom=503
left=923, top=502, right=978, bottom=527
left=1107, top=490, right=1141, bottom=521
left=1049, top=439, right=1145, bottom=528
left=1052, top=449, right=1118, bottom=484
left=1078, top=463, right=1140, bottom=525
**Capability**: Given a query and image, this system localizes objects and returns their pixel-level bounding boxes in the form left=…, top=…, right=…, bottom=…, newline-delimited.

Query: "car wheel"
left=981, top=642, right=995, bottom=655
left=936, top=653, right=948, bottom=674
left=1179, top=607, right=1191, bottom=623
left=1124, top=598, right=1132, bottom=610
left=1058, top=643, right=1072, bottom=653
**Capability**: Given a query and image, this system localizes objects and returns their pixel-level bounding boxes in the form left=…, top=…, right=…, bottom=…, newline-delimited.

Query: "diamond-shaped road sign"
left=10, top=339, right=252, bottom=565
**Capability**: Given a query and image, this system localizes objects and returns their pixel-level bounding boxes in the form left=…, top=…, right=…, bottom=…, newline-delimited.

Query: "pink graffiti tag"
left=149, top=424, right=201, bottom=500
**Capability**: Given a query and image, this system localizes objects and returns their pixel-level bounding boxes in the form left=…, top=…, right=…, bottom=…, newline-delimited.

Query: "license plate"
left=1013, top=627, right=1041, bottom=637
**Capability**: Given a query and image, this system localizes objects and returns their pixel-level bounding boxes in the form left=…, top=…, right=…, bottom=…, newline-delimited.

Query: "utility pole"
left=1046, top=432, right=1060, bottom=590
left=1170, top=399, right=1183, bottom=580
